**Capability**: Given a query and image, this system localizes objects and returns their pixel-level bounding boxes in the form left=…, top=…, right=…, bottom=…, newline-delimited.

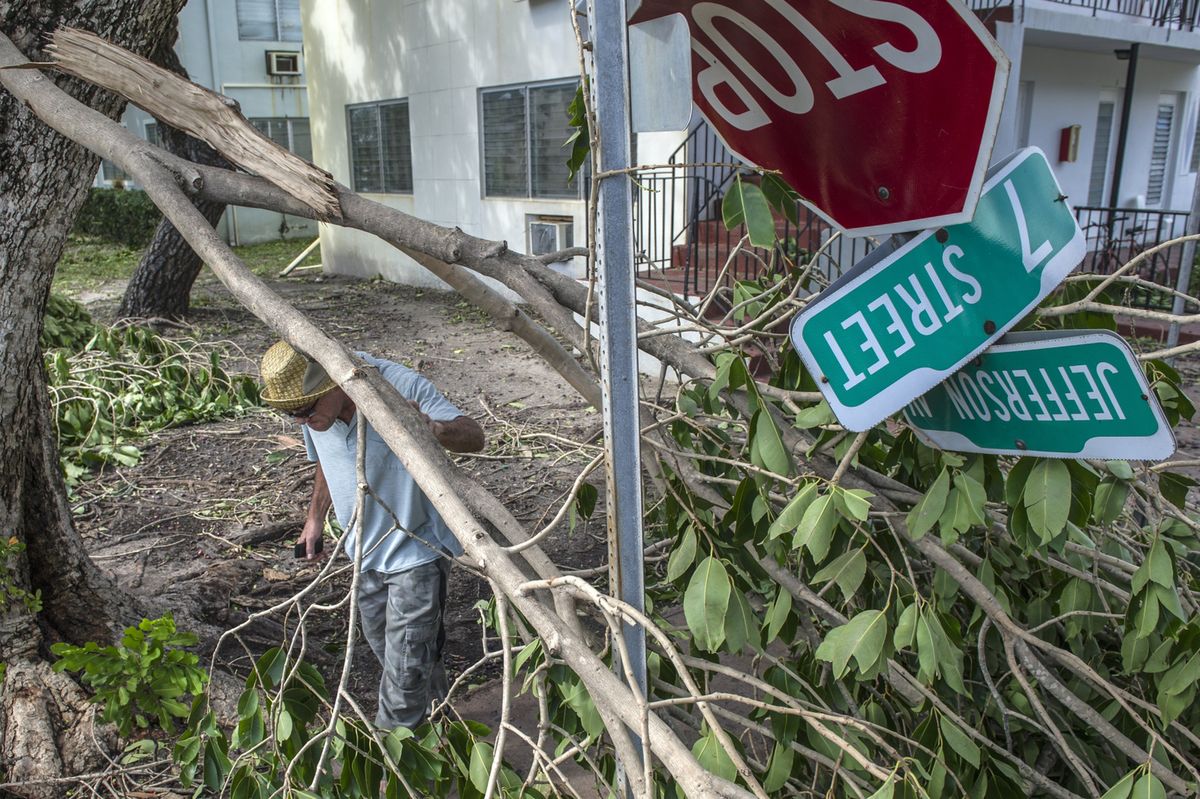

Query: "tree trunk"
left=118, top=47, right=231, bottom=320
left=0, top=4, right=185, bottom=794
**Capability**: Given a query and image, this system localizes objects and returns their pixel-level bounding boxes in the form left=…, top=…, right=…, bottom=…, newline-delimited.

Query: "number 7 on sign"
left=1004, top=179, right=1053, bottom=272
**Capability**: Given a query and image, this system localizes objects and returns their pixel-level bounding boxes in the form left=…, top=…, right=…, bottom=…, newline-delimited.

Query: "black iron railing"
left=633, top=126, right=877, bottom=298
left=1072, top=205, right=1191, bottom=309
left=965, top=0, right=1199, bottom=29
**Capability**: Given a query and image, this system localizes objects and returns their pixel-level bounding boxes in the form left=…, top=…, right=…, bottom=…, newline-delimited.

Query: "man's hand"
left=297, top=518, right=325, bottom=561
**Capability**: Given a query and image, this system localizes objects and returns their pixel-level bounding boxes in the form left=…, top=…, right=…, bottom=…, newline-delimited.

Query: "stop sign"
left=628, top=0, right=1009, bottom=236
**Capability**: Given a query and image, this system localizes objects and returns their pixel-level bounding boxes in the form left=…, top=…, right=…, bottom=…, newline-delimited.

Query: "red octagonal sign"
left=629, top=0, right=1009, bottom=237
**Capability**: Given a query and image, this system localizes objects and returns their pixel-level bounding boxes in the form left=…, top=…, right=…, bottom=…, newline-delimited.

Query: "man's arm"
left=299, top=462, right=332, bottom=560
left=431, top=414, right=485, bottom=453
left=408, top=400, right=485, bottom=453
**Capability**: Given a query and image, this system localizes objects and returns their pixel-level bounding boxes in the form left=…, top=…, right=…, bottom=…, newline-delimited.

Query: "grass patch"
left=53, top=235, right=321, bottom=296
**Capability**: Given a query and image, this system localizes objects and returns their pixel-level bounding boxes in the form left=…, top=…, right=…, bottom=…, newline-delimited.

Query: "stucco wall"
left=302, top=0, right=686, bottom=289
left=1019, top=44, right=1200, bottom=212
left=109, top=0, right=315, bottom=244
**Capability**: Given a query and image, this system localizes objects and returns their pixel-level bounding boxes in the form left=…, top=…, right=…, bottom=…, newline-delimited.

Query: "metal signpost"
left=628, top=0, right=1009, bottom=235
left=590, top=0, right=648, bottom=778
left=789, top=147, right=1085, bottom=431
left=904, top=331, right=1176, bottom=460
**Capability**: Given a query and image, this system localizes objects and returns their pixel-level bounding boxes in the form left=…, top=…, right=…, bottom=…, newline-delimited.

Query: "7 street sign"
left=789, top=148, right=1085, bottom=432
left=904, top=331, right=1176, bottom=460
left=628, top=0, right=1008, bottom=235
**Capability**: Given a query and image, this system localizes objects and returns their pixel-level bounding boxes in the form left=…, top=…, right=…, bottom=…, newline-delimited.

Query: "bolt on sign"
left=789, top=148, right=1085, bottom=432
left=627, top=0, right=1009, bottom=235
left=904, top=331, right=1176, bottom=460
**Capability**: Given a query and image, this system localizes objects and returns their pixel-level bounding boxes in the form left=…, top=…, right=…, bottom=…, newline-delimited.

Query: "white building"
left=300, top=1, right=1200, bottom=299
left=99, top=0, right=317, bottom=245
left=299, top=0, right=689, bottom=290
left=987, top=0, right=1200, bottom=214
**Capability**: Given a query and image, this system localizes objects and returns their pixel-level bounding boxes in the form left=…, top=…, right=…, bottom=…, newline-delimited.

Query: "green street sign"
left=789, top=147, right=1084, bottom=431
left=904, top=330, right=1175, bottom=460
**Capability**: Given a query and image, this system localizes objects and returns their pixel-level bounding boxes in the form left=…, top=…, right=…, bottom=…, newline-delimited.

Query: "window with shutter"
left=1189, top=109, right=1200, bottom=173
left=1146, top=99, right=1176, bottom=205
left=482, top=88, right=529, bottom=197
left=237, top=0, right=302, bottom=42
left=346, top=101, right=412, bottom=194
left=1088, top=101, right=1115, bottom=206
left=530, top=84, right=577, bottom=199
left=481, top=80, right=581, bottom=199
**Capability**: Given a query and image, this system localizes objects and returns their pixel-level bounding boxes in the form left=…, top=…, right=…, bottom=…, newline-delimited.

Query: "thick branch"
left=45, top=27, right=341, bottom=222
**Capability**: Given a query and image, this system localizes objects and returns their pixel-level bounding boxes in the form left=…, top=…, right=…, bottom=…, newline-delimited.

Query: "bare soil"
left=71, top=270, right=608, bottom=723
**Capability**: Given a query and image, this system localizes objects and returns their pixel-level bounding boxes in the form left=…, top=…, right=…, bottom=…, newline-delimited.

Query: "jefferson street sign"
left=627, top=0, right=1008, bottom=235
left=789, top=148, right=1085, bottom=432
left=904, top=331, right=1176, bottom=460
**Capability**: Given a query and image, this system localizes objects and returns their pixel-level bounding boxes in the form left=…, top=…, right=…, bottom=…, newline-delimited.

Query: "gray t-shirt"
left=303, top=352, right=465, bottom=573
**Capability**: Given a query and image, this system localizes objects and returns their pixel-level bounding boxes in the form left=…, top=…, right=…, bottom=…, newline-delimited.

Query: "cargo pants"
left=357, top=557, right=450, bottom=730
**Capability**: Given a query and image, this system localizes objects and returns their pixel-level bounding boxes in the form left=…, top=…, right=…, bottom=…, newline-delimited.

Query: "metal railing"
left=632, top=126, right=878, bottom=298
left=965, top=0, right=1199, bottom=29
left=1072, top=205, right=1191, bottom=309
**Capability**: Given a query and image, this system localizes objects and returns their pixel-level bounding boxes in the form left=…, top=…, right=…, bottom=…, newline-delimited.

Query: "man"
left=258, top=341, right=485, bottom=730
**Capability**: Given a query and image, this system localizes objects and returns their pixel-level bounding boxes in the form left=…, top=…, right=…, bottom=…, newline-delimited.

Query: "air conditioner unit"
left=528, top=218, right=573, bottom=257
left=265, top=51, right=301, bottom=76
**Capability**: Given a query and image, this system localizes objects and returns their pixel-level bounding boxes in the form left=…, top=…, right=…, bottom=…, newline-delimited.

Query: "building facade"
left=986, top=0, right=1200, bottom=214
left=299, top=0, right=687, bottom=290
left=98, top=0, right=316, bottom=245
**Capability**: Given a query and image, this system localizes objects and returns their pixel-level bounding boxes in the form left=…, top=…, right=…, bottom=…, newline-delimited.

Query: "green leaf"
left=724, top=588, right=760, bottom=655
left=815, top=609, right=888, bottom=679
left=835, top=488, right=873, bottom=522
left=276, top=709, right=293, bottom=742
left=939, top=716, right=981, bottom=767
left=722, top=176, right=776, bottom=248
left=1023, top=460, right=1071, bottom=543
left=750, top=408, right=791, bottom=476
left=907, top=468, right=950, bottom=540
left=1093, top=478, right=1130, bottom=525
left=666, top=526, right=697, bottom=583
left=684, top=557, right=731, bottom=653
left=1107, top=460, right=1135, bottom=480
left=866, top=777, right=897, bottom=799
left=793, top=400, right=835, bottom=429
left=1130, top=773, right=1166, bottom=799
left=1160, top=471, right=1196, bottom=510
left=468, top=741, right=494, bottom=792
left=762, top=738, right=795, bottom=793
left=769, top=482, right=817, bottom=539
left=763, top=588, right=792, bottom=644
left=893, top=602, right=918, bottom=650
left=811, top=548, right=867, bottom=602
left=795, top=494, right=838, bottom=563
left=916, top=613, right=938, bottom=683
left=1098, top=769, right=1139, bottom=799
left=759, top=172, right=800, bottom=226
left=692, top=730, right=738, bottom=782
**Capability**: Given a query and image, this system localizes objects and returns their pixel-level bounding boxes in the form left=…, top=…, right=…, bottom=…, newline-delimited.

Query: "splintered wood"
left=46, top=27, right=342, bottom=222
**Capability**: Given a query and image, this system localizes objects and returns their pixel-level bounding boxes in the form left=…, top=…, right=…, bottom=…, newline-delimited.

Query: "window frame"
left=479, top=77, right=583, bottom=201
left=248, top=116, right=311, bottom=162
left=345, top=99, right=413, bottom=195
left=236, top=0, right=302, bottom=42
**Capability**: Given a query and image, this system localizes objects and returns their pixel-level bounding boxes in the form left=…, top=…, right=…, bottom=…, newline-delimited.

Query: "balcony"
left=966, top=0, right=1200, bottom=30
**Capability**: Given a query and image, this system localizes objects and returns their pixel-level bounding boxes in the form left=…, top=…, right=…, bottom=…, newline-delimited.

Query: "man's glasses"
left=287, top=402, right=317, bottom=419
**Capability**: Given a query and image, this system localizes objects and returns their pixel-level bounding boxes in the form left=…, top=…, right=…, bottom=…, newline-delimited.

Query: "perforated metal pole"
left=588, top=0, right=648, bottom=770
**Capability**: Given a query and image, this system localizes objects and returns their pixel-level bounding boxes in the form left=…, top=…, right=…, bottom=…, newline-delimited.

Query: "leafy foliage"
left=43, top=296, right=260, bottom=481
left=51, top=614, right=207, bottom=736
left=173, top=648, right=530, bottom=798
left=72, top=187, right=163, bottom=247
left=0, top=535, right=42, bottom=614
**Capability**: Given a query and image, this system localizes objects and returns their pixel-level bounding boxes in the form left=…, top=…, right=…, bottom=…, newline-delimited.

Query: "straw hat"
left=259, top=341, right=337, bottom=411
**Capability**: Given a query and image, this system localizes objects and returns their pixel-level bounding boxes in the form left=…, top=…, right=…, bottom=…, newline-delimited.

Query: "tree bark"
left=0, top=3, right=185, bottom=794
left=117, top=45, right=231, bottom=320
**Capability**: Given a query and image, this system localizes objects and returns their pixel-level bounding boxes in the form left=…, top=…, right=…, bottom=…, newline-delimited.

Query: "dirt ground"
left=71, top=268, right=609, bottom=741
